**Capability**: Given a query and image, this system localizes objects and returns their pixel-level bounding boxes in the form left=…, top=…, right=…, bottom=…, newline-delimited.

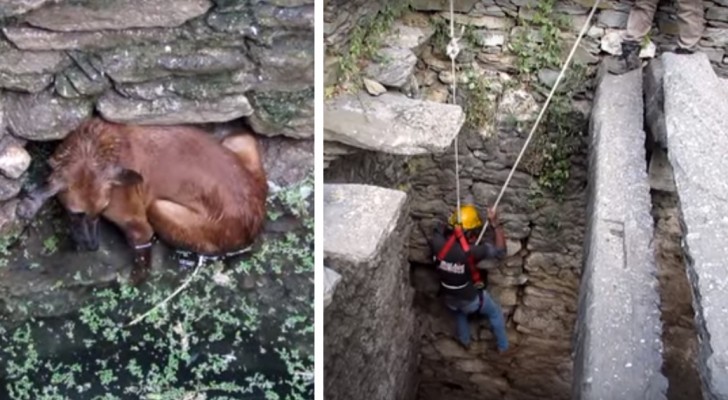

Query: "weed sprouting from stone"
left=334, top=2, right=412, bottom=92
left=508, top=0, right=567, bottom=78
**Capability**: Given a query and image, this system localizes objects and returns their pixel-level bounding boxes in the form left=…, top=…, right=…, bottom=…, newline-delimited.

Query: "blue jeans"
left=446, top=291, right=508, bottom=351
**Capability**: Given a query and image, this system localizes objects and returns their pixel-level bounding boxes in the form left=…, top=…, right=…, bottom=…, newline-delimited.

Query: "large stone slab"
left=97, top=91, right=253, bottom=125
left=324, top=92, right=464, bottom=155
left=572, top=67, right=668, bottom=400
left=98, top=44, right=253, bottom=84
left=324, top=183, right=418, bottom=400
left=324, top=184, right=406, bottom=264
left=662, top=51, right=728, bottom=399
left=24, top=0, right=212, bottom=32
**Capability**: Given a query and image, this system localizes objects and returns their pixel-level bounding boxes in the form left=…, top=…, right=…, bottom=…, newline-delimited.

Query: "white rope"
left=447, top=0, right=463, bottom=224
left=473, top=0, right=602, bottom=245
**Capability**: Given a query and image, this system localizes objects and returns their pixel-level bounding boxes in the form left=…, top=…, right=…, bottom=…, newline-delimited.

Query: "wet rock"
left=363, top=78, right=387, bottom=96
left=0, top=139, right=31, bottom=180
left=113, top=70, right=255, bottom=101
left=99, top=44, right=253, bottom=84
left=249, top=32, right=314, bottom=90
left=247, top=88, right=314, bottom=139
left=0, top=72, right=53, bottom=93
left=97, top=90, right=252, bottom=125
left=325, top=92, right=464, bottom=155
left=0, top=0, right=54, bottom=18
left=55, top=65, right=111, bottom=98
left=0, top=174, right=22, bottom=201
left=24, top=0, right=212, bottom=32
left=364, top=47, right=418, bottom=89
left=5, top=90, right=93, bottom=141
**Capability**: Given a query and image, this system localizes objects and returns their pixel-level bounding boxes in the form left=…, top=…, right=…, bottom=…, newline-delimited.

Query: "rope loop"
left=446, top=36, right=460, bottom=61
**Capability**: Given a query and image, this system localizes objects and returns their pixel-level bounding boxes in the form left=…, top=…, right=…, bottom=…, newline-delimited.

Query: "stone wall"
left=324, top=184, right=419, bottom=400
left=0, top=0, right=314, bottom=235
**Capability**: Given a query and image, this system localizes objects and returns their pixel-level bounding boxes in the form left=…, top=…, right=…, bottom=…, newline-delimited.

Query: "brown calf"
left=17, top=118, right=268, bottom=284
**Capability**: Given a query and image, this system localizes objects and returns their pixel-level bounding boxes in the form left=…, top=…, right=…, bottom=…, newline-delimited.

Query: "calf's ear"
left=111, top=167, right=143, bottom=186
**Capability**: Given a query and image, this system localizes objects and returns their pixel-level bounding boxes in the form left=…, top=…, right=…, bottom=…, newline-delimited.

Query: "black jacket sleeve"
left=429, top=223, right=447, bottom=255
left=470, top=242, right=506, bottom=261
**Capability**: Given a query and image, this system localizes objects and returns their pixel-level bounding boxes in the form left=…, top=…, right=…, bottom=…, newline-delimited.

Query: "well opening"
left=324, top=0, right=712, bottom=398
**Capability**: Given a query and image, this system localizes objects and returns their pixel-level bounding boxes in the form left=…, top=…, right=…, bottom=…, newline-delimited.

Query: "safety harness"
left=436, top=225, right=484, bottom=288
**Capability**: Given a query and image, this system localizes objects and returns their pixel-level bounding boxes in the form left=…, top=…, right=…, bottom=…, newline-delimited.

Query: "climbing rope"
left=441, top=0, right=602, bottom=245
left=447, top=0, right=465, bottom=225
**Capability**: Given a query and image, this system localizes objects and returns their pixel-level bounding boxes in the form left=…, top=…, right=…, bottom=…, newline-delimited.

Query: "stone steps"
left=573, top=65, right=668, bottom=400
left=661, top=51, right=728, bottom=399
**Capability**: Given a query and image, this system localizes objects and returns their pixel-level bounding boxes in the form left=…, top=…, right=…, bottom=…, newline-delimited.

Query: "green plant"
left=0, top=173, right=315, bottom=400
left=42, top=235, right=59, bottom=255
left=524, top=90, right=586, bottom=201
left=508, top=0, right=567, bottom=77
left=336, top=2, right=412, bottom=88
left=461, top=68, right=495, bottom=133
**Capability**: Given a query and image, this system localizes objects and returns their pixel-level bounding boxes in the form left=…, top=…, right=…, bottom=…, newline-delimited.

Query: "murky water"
left=0, top=183, right=314, bottom=399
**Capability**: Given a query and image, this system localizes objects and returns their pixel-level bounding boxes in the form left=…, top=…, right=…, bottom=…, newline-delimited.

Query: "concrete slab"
left=663, top=51, right=728, bottom=399
left=573, top=66, right=668, bottom=400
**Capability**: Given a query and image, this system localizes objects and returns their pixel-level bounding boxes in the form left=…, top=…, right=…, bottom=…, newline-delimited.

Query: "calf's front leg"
left=102, top=185, right=155, bottom=286
left=121, top=219, right=155, bottom=286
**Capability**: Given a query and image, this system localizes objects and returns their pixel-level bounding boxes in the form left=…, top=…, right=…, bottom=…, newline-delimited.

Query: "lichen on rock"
left=247, top=87, right=314, bottom=139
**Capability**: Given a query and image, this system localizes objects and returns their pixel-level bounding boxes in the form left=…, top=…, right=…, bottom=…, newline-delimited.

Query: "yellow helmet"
left=448, top=204, right=483, bottom=230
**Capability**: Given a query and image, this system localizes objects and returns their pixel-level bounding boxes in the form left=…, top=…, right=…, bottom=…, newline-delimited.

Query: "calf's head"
left=17, top=162, right=142, bottom=252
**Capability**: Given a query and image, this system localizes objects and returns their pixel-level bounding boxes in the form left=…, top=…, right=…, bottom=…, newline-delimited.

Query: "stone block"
left=324, top=92, right=464, bottom=155
left=572, top=66, right=668, bottom=400
left=663, top=51, right=728, bottom=399
left=324, top=183, right=418, bottom=400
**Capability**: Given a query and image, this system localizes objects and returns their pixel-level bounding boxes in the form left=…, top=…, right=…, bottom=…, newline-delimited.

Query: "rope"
left=471, top=0, right=602, bottom=245
left=447, top=0, right=464, bottom=224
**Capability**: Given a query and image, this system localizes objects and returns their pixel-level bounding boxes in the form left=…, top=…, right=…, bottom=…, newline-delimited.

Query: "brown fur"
left=43, top=118, right=268, bottom=255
